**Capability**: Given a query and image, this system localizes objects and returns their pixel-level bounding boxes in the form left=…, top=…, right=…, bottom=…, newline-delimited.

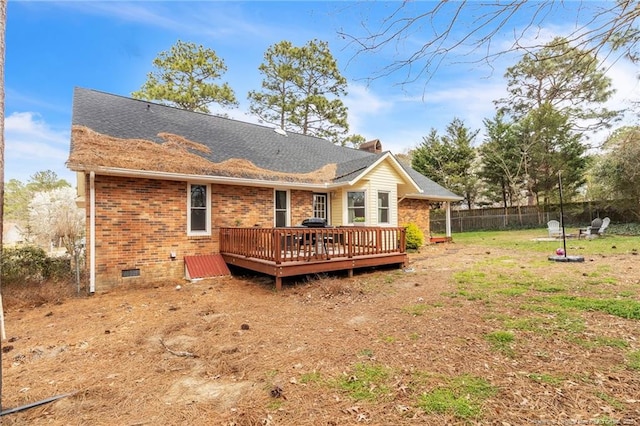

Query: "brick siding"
left=83, top=174, right=428, bottom=290
left=398, top=198, right=431, bottom=242
left=84, top=175, right=278, bottom=291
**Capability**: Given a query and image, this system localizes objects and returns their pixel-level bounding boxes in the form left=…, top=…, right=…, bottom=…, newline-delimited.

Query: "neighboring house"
left=3, top=222, right=25, bottom=246
left=67, top=88, right=462, bottom=292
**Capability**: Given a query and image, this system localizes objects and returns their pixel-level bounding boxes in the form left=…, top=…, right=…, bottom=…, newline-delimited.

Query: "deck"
left=219, top=226, right=407, bottom=290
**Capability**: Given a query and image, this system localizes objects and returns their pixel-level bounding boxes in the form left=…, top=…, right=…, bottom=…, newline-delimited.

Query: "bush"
left=404, top=223, right=424, bottom=250
left=1, top=245, right=72, bottom=284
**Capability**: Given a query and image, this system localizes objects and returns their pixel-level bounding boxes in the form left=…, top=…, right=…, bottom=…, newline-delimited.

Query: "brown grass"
left=2, top=243, right=639, bottom=425
left=67, top=126, right=337, bottom=183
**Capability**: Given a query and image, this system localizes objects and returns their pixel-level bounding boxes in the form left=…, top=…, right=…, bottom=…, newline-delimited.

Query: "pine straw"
left=68, top=126, right=337, bottom=183
left=2, top=246, right=639, bottom=425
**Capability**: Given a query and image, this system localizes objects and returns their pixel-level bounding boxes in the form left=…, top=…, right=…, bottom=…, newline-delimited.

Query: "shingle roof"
left=69, top=87, right=462, bottom=200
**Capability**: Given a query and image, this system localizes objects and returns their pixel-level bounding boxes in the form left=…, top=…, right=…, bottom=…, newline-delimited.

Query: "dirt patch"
left=1, top=242, right=639, bottom=425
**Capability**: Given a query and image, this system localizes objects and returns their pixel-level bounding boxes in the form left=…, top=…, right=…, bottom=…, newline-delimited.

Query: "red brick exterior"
left=398, top=198, right=431, bottom=243
left=83, top=174, right=427, bottom=290
left=291, top=190, right=316, bottom=225
left=85, top=175, right=284, bottom=291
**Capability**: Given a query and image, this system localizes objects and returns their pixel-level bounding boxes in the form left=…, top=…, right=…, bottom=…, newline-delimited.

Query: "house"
left=66, top=88, right=462, bottom=292
left=3, top=222, right=25, bottom=246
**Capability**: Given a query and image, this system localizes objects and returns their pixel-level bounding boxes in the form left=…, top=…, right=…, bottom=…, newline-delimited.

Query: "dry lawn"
left=1, top=236, right=639, bottom=425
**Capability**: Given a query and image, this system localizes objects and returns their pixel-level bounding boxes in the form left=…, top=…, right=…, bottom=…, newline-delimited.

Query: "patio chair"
left=547, top=220, right=562, bottom=238
left=579, top=217, right=606, bottom=239
left=598, top=217, right=611, bottom=236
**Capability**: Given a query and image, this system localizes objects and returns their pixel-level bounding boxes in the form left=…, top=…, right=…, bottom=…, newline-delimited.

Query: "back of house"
left=67, top=87, right=461, bottom=291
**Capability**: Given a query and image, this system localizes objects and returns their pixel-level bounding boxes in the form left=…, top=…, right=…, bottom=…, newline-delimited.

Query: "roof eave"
left=402, top=193, right=464, bottom=202
left=68, top=165, right=337, bottom=190
left=346, top=153, right=422, bottom=193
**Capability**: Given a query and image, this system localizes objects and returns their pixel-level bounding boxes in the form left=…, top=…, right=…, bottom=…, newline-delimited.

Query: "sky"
left=4, top=1, right=639, bottom=185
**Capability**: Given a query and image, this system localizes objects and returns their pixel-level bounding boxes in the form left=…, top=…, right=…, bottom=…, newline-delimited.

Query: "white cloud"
left=5, top=112, right=73, bottom=183
left=6, top=112, right=68, bottom=146
left=344, top=83, right=393, bottom=136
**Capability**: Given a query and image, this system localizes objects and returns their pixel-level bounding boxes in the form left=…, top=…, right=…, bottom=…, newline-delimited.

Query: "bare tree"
left=339, top=1, right=639, bottom=88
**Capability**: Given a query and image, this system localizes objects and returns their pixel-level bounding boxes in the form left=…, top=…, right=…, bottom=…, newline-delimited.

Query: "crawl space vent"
left=121, top=268, right=141, bottom=278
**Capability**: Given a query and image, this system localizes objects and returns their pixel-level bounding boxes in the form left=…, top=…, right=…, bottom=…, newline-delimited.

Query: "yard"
left=1, top=229, right=639, bottom=425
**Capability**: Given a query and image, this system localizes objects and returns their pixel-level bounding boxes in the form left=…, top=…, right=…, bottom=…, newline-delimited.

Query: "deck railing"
left=219, top=226, right=406, bottom=263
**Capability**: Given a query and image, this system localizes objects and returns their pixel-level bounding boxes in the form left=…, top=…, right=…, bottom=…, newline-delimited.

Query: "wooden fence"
left=430, top=200, right=637, bottom=233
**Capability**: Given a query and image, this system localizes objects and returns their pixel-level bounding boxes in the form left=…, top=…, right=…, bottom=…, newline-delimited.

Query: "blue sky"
left=5, top=1, right=639, bottom=185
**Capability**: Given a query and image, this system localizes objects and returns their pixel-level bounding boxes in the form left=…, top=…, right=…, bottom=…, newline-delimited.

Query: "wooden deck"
left=219, top=226, right=407, bottom=290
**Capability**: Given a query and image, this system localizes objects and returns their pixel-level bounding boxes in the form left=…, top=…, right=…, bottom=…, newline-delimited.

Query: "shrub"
left=404, top=222, right=424, bottom=249
left=1, top=245, right=72, bottom=284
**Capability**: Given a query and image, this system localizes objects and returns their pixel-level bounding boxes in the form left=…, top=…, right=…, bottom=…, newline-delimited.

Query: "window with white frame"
left=378, top=191, right=390, bottom=223
left=313, top=193, right=328, bottom=221
left=188, top=183, right=210, bottom=235
left=275, top=190, right=289, bottom=227
left=347, top=191, right=365, bottom=224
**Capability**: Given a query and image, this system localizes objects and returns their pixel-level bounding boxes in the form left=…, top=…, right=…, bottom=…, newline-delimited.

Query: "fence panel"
left=430, top=200, right=637, bottom=233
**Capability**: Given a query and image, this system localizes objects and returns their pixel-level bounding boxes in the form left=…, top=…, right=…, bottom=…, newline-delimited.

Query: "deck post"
left=274, top=229, right=282, bottom=264
left=275, top=276, right=282, bottom=291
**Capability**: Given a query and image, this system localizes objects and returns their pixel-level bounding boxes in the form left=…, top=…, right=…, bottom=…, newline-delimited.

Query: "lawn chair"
left=597, top=217, right=610, bottom=236
left=547, top=220, right=562, bottom=238
left=579, top=217, right=606, bottom=239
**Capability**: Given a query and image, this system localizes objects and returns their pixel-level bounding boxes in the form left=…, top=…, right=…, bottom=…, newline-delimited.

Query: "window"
left=188, top=183, right=210, bottom=235
left=275, top=190, right=289, bottom=227
left=347, top=191, right=365, bottom=224
left=378, top=191, right=390, bottom=223
left=313, top=193, right=328, bottom=221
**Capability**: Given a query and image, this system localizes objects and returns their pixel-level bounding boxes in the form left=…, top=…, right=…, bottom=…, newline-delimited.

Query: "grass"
left=484, top=330, right=515, bottom=357
left=337, top=362, right=390, bottom=401
left=453, top=229, right=640, bottom=256
left=550, top=295, right=640, bottom=320
left=506, top=310, right=586, bottom=335
left=300, top=371, right=322, bottom=384
left=402, top=303, right=429, bottom=316
left=417, top=375, right=497, bottom=419
left=627, top=350, right=640, bottom=371
left=527, top=373, right=563, bottom=385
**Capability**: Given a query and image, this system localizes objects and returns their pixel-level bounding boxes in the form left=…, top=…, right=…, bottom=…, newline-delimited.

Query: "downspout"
left=445, top=201, right=452, bottom=238
left=89, top=171, right=96, bottom=293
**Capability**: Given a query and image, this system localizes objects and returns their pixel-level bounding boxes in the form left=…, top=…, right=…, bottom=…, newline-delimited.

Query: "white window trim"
left=377, top=190, right=390, bottom=224
left=187, top=183, right=211, bottom=236
left=274, top=189, right=290, bottom=227
left=346, top=190, right=367, bottom=225
left=313, top=193, right=329, bottom=222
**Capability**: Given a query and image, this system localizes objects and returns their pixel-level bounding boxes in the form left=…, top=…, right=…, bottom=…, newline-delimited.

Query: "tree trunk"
left=0, top=0, right=8, bottom=410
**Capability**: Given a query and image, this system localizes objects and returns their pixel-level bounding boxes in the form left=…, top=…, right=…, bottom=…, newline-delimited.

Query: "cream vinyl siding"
left=335, top=160, right=403, bottom=226
left=364, top=162, right=400, bottom=226
left=330, top=191, right=343, bottom=226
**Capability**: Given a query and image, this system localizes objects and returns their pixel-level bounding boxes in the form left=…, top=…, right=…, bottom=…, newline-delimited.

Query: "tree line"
left=409, top=37, right=639, bottom=220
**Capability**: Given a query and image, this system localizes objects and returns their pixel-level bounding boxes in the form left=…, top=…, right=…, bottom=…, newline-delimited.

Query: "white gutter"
left=69, top=165, right=463, bottom=200
left=89, top=171, right=96, bottom=293
left=69, top=165, right=346, bottom=191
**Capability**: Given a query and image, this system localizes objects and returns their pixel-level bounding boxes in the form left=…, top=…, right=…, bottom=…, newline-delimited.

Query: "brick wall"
left=85, top=175, right=279, bottom=291
left=83, top=174, right=430, bottom=290
left=211, top=184, right=272, bottom=227
left=291, top=190, right=314, bottom=225
left=398, top=198, right=431, bottom=243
